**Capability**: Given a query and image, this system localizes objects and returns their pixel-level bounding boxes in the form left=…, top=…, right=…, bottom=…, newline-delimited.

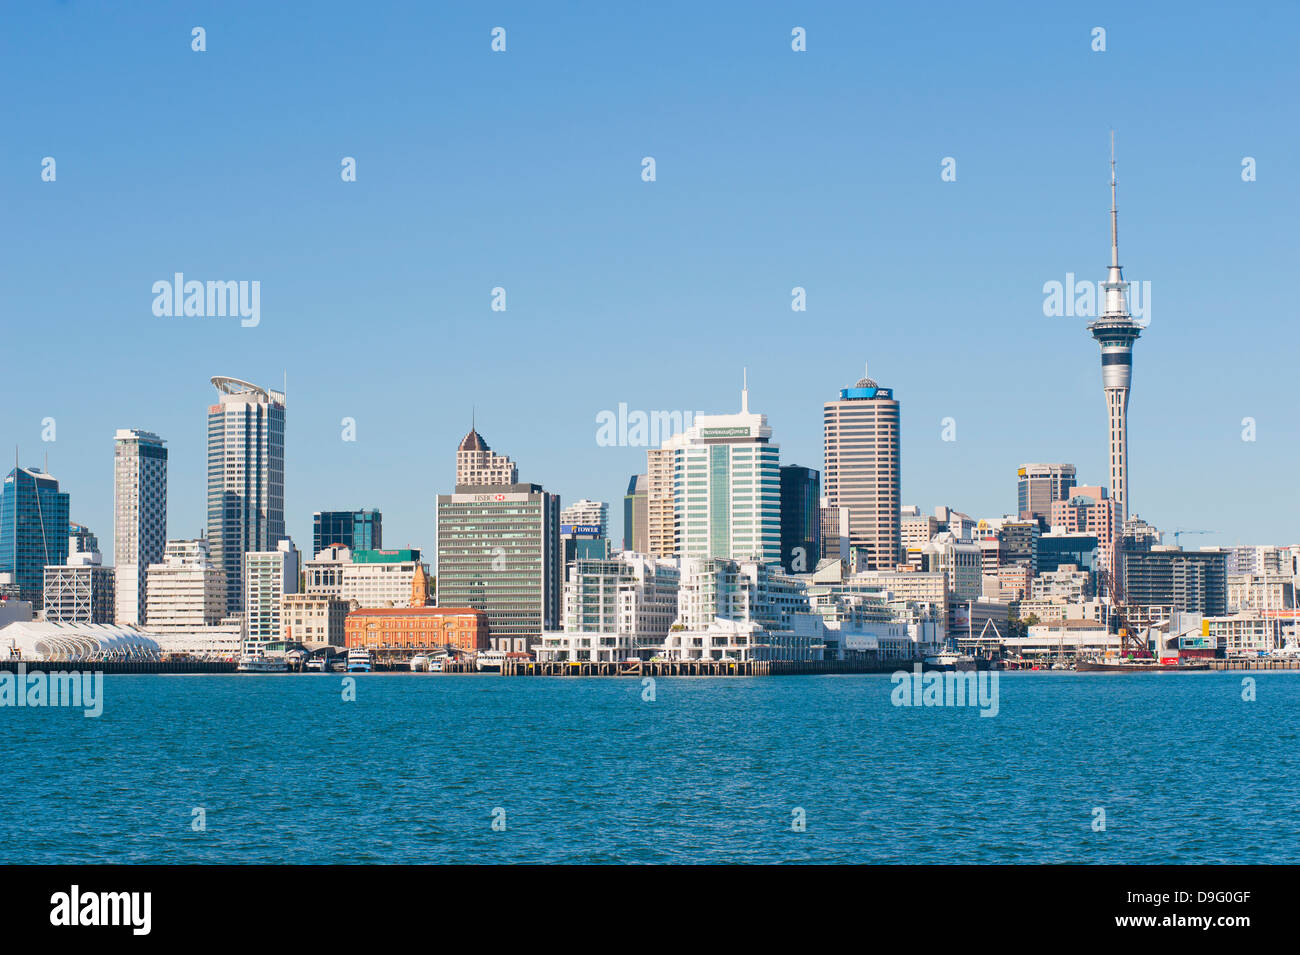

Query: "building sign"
left=456, top=492, right=532, bottom=503
left=700, top=427, right=752, bottom=438
left=561, top=524, right=602, bottom=536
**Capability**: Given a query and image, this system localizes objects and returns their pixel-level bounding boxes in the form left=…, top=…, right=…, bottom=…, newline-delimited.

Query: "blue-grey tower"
left=1088, top=135, right=1142, bottom=521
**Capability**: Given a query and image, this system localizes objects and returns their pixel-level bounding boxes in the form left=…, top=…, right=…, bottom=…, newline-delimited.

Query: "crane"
left=1171, top=529, right=1213, bottom=547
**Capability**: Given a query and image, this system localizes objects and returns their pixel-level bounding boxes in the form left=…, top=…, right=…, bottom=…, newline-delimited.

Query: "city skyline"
left=5, top=3, right=1297, bottom=560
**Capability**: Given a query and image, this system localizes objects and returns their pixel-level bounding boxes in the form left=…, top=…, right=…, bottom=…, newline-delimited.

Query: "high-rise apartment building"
left=561, top=500, right=609, bottom=537
left=455, top=426, right=517, bottom=486
left=823, top=366, right=901, bottom=571
left=646, top=447, right=677, bottom=558
left=207, top=376, right=286, bottom=616
left=660, top=378, right=780, bottom=564
left=1016, top=463, right=1077, bottom=522
left=312, top=509, right=381, bottom=555
left=113, top=429, right=168, bottom=626
left=243, top=539, right=299, bottom=655
left=0, top=466, right=71, bottom=609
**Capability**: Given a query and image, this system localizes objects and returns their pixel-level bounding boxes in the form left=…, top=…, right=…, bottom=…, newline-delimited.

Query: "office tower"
left=1050, top=485, right=1121, bottom=576
left=0, top=466, right=71, bottom=609
left=68, top=522, right=100, bottom=557
left=779, top=465, right=821, bottom=574
left=623, top=474, right=647, bottom=553
left=145, top=538, right=227, bottom=632
left=1122, top=547, right=1227, bottom=616
left=819, top=498, right=850, bottom=562
left=456, top=423, right=517, bottom=486
left=113, top=429, right=168, bottom=626
left=312, top=509, right=381, bottom=556
left=243, top=539, right=299, bottom=655
left=661, top=374, right=781, bottom=564
left=1088, top=139, right=1143, bottom=520
left=1016, top=463, right=1077, bottom=522
left=823, top=366, right=901, bottom=571
left=646, top=447, right=676, bottom=558
left=561, top=499, right=609, bottom=537
left=207, top=376, right=286, bottom=615
left=437, top=427, right=561, bottom=651
left=43, top=562, right=115, bottom=624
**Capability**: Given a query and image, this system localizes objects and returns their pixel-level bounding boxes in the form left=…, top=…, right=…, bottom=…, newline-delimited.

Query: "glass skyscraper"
left=0, top=466, right=71, bottom=609
left=313, top=509, right=382, bottom=556
left=207, top=376, right=286, bottom=616
left=779, top=464, right=821, bottom=574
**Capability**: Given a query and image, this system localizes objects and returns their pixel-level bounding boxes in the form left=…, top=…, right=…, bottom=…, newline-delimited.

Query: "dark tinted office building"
left=780, top=465, right=821, bottom=574
left=313, top=509, right=382, bottom=556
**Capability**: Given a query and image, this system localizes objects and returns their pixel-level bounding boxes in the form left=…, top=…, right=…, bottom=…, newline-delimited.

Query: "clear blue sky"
left=3, top=1, right=1297, bottom=562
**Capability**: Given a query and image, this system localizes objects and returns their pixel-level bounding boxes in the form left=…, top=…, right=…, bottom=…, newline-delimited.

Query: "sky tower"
left=1088, top=134, right=1142, bottom=521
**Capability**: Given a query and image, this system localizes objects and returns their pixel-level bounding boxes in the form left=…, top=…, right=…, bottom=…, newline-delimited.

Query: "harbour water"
left=4, top=672, right=1297, bottom=864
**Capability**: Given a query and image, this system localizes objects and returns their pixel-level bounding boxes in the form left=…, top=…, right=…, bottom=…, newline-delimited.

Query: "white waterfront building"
left=536, top=552, right=680, bottom=662
left=144, top=538, right=228, bottom=632
left=659, top=558, right=822, bottom=662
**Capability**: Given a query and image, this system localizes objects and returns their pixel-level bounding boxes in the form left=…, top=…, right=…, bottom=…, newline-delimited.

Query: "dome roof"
left=854, top=377, right=879, bottom=389
left=458, top=429, right=490, bottom=452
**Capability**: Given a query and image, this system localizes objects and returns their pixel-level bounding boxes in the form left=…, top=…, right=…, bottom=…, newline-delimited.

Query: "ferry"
left=428, top=658, right=445, bottom=673
left=304, top=657, right=325, bottom=672
left=409, top=654, right=429, bottom=672
left=346, top=648, right=373, bottom=673
left=237, top=654, right=289, bottom=673
left=475, top=649, right=508, bottom=672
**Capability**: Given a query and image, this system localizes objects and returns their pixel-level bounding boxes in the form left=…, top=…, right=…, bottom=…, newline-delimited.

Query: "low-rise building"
left=344, top=606, right=489, bottom=663
left=282, top=592, right=351, bottom=647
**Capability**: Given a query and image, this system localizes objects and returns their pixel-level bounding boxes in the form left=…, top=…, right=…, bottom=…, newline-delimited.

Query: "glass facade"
left=0, top=467, right=71, bottom=608
left=779, top=465, right=821, bottom=574
left=313, top=509, right=382, bottom=556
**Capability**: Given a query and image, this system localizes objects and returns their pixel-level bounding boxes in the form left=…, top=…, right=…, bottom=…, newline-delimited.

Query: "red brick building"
left=344, top=607, right=489, bottom=662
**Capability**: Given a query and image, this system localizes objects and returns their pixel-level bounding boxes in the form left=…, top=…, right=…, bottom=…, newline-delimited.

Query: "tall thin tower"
left=1088, top=134, right=1142, bottom=520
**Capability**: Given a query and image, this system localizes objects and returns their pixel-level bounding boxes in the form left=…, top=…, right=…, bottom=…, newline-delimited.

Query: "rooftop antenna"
left=1109, top=130, right=1119, bottom=269
left=741, top=367, right=749, bottom=414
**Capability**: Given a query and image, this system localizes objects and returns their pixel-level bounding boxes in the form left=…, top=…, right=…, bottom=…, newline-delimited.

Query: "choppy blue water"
left=3, top=672, right=1297, bottom=864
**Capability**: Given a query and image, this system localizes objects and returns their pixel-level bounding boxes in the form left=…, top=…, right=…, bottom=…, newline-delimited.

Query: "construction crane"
left=1171, top=529, right=1213, bottom=547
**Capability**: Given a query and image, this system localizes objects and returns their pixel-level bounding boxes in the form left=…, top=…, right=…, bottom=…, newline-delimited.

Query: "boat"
left=237, top=654, right=289, bottom=673
left=304, top=657, right=325, bottom=672
left=922, top=651, right=986, bottom=671
left=1076, top=658, right=1210, bottom=672
left=475, top=649, right=507, bottom=672
left=409, top=654, right=429, bottom=672
left=428, top=659, right=444, bottom=673
left=346, top=648, right=373, bottom=673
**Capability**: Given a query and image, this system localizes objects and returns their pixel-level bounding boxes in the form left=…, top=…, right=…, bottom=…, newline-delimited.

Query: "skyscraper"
left=0, top=466, right=71, bottom=609
left=823, top=366, right=901, bottom=571
left=661, top=375, right=781, bottom=564
left=1088, top=137, right=1143, bottom=520
left=1016, top=463, right=1076, bottom=522
left=455, top=423, right=517, bottom=486
left=622, top=474, right=647, bottom=553
left=779, top=465, right=821, bottom=574
left=560, top=499, right=608, bottom=536
left=113, top=429, right=168, bottom=626
left=312, top=508, right=382, bottom=556
left=207, top=376, right=286, bottom=615
left=436, top=428, right=561, bottom=651
left=243, top=538, right=299, bottom=655
left=645, top=447, right=676, bottom=558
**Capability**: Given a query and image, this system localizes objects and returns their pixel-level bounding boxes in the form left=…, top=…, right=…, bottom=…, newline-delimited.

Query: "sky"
left=3, top=1, right=1298, bottom=564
